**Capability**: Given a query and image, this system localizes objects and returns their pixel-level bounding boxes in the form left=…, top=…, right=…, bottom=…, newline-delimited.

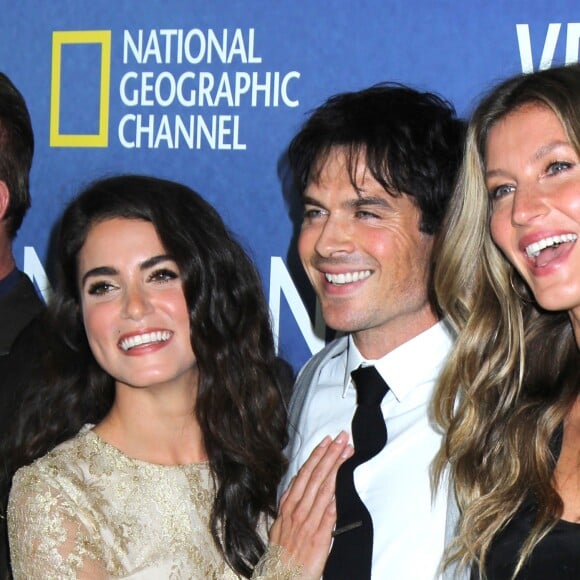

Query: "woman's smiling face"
left=78, top=217, right=197, bottom=391
left=487, top=104, right=580, bottom=320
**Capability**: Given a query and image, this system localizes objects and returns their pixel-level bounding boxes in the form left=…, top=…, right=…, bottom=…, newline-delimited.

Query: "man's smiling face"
left=298, top=147, right=436, bottom=358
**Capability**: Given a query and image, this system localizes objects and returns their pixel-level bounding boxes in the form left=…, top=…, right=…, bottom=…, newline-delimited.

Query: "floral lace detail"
left=253, top=544, right=303, bottom=579
left=7, top=425, right=271, bottom=579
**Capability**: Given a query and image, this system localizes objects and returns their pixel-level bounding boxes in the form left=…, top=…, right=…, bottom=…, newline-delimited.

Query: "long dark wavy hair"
left=2, top=175, right=289, bottom=577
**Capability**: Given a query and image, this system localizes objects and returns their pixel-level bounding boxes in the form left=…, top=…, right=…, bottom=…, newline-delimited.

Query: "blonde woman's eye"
left=546, top=160, right=572, bottom=175
left=490, top=184, right=514, bottom=200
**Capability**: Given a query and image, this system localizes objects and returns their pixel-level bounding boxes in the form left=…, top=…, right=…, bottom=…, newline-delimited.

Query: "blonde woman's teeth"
left=525, top=234, right=577, bottom=258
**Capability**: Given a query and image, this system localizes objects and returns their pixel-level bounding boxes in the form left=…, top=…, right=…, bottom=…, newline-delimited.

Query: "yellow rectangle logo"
left=50, top=30, right=111, bottom=147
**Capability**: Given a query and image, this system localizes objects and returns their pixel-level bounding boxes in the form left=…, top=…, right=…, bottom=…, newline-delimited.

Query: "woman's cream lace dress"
left=8, top=426, right=299, bottom=579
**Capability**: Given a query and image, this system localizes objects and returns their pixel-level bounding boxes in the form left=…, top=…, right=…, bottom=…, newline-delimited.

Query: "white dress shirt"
left=282, top=322, right=454, bottom=580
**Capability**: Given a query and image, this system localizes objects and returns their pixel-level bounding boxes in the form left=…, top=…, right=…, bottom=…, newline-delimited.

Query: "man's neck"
left=352, top=308, right=439, bottom=360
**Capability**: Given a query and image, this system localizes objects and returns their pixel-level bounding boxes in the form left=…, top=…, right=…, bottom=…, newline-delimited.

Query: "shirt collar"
left=343, top=321, right=454, bottom=401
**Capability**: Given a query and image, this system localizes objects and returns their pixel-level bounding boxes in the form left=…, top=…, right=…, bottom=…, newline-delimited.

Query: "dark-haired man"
left=0, top=72, right=42, bottom=358
left=282, top=83, right=465, bottom=579
left=0, top=71, right=44, bottom=579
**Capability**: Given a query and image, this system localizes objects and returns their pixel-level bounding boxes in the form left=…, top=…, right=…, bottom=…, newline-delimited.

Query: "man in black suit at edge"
left=0, top=71, right=44, bottom=579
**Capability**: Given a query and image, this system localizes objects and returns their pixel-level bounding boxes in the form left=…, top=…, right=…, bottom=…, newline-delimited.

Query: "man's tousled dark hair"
left=288, top=82, right=466, bottom=234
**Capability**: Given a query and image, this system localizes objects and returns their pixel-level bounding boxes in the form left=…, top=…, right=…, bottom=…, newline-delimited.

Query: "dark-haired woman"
left=6, top=175, right=352, bottom=579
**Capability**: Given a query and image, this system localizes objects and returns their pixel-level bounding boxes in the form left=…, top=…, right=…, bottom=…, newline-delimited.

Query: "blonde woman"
left=433, top=64, right=580, bottom=579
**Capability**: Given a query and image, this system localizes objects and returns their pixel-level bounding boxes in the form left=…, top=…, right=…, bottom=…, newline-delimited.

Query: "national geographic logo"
left=50, top=27, right=301, bottom=150
left=50, top=30, right=111, bottom=147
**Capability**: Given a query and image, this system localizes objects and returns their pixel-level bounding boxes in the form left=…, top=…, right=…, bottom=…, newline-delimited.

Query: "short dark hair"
left=0, top=72, right=34, bottom=239
left=288, top=83, right=466, bottom=234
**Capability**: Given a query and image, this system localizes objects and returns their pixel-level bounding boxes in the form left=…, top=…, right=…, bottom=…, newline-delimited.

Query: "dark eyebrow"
left=302, top=195, right=325, bottom=207
left=302, top=194, right=391, bottom=210
left=80, top=254, right=174, bottom=288
left=348, top=195, right=391, bottom=209
left=81, top=266, right=117, bottom=289
left=140, top=254, right=174, bottom=270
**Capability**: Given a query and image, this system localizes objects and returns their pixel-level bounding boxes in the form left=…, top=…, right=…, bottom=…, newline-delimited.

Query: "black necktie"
left=324, top=365, right=389, bottom=580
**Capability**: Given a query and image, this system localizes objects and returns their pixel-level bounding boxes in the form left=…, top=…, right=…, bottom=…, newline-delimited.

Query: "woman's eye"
left=149, top=268, right=179, bottom=283
left=490, top=184, right=515, bottom=200
left=546, top=160, right=573, bottom=175
left=87, top=282, right=115, bottom=296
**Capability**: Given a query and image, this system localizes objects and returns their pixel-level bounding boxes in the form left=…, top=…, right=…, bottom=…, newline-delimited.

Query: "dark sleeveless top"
left=472, top=426, right=580, bottom=579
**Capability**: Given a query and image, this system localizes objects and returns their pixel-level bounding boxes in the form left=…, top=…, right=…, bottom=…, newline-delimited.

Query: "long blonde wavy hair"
left=433, top=63, right=580, bottom=578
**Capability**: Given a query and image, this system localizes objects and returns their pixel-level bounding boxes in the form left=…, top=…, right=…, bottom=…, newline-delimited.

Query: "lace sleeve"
left=252, top=544, right=304, bottom=580
left=8, top=466, right=107, bottom=580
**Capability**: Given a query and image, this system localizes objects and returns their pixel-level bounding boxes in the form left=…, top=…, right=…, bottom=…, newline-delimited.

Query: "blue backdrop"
left=1, top=0, right=577, bottom=370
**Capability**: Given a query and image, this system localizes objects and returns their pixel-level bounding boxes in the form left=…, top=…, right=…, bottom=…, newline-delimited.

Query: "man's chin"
left=319, top=315, right=362, bottom=335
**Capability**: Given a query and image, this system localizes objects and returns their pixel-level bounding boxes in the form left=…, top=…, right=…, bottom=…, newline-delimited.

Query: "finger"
left=282, top=433, right=352, bottom=526
left=319, top=495, right=338, bottom=537
left=291, top=431, right=351, bottom=508
left=278, top=476, right=295, bottom=511
left=282, top=435, right=334, bottom=506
